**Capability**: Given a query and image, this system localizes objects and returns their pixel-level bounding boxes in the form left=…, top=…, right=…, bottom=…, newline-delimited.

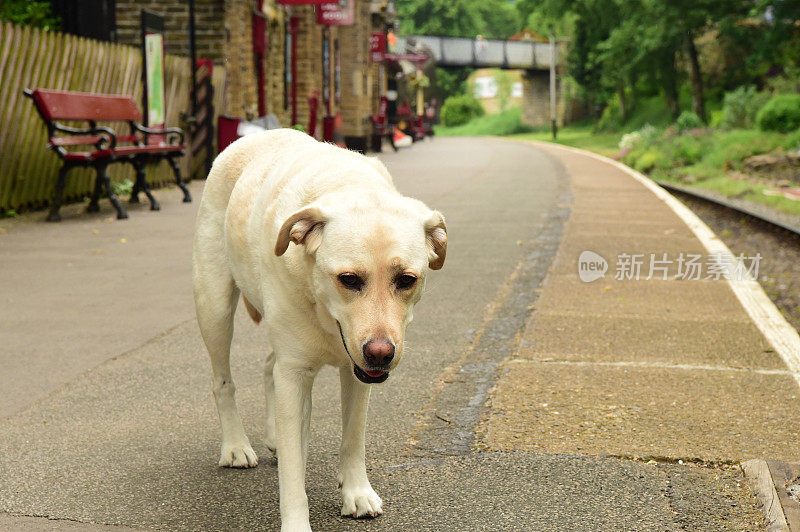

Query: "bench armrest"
left=133, top=123, right=184, bottom=145
left=52, top=124, right=117, bottom=150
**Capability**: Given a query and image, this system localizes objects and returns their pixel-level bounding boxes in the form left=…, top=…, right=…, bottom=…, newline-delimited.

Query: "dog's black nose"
left=363, top=339, right=395, bottom=366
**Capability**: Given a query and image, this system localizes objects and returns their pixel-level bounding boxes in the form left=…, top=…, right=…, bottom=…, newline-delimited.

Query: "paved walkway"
left=1, top=137, right=794, bottom=530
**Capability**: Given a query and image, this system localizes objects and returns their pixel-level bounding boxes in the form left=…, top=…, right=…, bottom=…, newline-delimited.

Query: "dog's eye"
left=395, top=274, right=417, bottom=290
left=338, top=273, right=363, bottom=291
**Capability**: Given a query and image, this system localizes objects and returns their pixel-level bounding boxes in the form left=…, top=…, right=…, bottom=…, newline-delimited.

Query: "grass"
left=627, top=128, right=800, bottom=216
left=510, top=123, right=621, bottom=158
left=436, top=109, right=622, bottom=157
left=435, top=102, right=800, bottom=217
left=434, top=107, right=532, bottom=137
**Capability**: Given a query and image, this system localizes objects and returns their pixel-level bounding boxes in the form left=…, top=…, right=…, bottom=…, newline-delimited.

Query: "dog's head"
left=275, top=190, right=446, bottom=384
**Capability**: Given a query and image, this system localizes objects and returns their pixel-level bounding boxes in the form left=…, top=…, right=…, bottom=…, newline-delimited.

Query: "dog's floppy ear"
left=424, top=210, right=447, bottom=270
left=275, top=206, right=327, bottom=256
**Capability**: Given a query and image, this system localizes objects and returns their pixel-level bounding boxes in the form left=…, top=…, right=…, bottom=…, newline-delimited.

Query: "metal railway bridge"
left=397, top=35, right=562, bottom=126
left=400, top=35, right=558, bottom=70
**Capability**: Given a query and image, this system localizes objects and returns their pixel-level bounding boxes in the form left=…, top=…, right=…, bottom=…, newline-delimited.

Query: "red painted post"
left=290, top=16, right=299, bottom=126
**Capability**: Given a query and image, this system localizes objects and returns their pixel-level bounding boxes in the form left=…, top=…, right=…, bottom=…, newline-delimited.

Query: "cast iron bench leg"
left=129, top=160, right=140, bottom=204
left=167, top=155, right=191, bottom=203
left=87, top=173, right=103, bottom=213
left=130, top=159, right=160, bottom=211
left=46, top=164, right=71, bottom=222
left=97, top=161, right=128, bottom=219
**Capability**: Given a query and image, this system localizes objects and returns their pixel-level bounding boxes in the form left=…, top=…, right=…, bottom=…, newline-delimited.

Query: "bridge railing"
left=401, top=35, right=557, bottom=70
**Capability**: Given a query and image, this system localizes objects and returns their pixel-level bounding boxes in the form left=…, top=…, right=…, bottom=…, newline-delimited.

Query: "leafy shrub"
left=766, top=66, right=800, bottom=94
left=440, top=94, right=484, bottom=127
left=619, top=131, right=641, bottom=150
left=597, top=96, right=622, bottom=132
left=756, top=94, right=800, bottom=133
left=633, top=149, right=666, bottom=172
left=676, top=111, right=704, bottom=131
left=709, top=109, right=724, bottom=128
left=671, top=134, right=706, bottom=165
left=618, top=124, right=659, bottom=150
left=783, top=127, right=800, bottom=150
left=720, top=86, right=771, bottom=129
left=112, top=178, right=134, bottom=197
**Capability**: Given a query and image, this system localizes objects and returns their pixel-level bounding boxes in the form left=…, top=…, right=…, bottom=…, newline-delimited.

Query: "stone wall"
left=223, top=0, right=257, bottom=117
left=115, top=0, right=388, bottom=140
left=521, top=70, right=559, bottom=127
left=115, top=0, right=226, bottom=62
left=265, top=8, right=290, bottom=126
left=291, top=6, right=324, bottom=130
left=337, top=0, right=374, bottom=138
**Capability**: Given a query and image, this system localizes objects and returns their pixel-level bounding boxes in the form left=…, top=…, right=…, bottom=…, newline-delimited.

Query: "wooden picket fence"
left=0, top=21, right=226, bottom=211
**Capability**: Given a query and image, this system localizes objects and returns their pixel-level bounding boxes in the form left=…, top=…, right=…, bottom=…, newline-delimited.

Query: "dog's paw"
left=341, top=484, right=383, bottom=519
left=218, top=442, right=258, bottom=468
left=280, top=518, right=312, bottom=532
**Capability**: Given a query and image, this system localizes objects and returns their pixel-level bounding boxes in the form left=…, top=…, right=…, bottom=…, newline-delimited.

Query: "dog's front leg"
left=338, top=366, right=383, bottom=518
left=274, top=359, right=315, bottom=532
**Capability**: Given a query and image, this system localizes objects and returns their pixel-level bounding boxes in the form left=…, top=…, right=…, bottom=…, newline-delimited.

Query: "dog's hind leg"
left=194, top=271, right=258, bottom=468
left=263, top=348, right=277, bottom=458
left=338, top=366, right=383, bottom=518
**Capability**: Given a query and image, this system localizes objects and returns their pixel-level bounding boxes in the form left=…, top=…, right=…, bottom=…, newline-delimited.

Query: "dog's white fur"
left=192, top=129, right=446, bottom=531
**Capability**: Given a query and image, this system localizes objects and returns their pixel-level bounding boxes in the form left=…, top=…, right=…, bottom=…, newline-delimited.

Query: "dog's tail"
left=242, top=295, right=262, bottom=324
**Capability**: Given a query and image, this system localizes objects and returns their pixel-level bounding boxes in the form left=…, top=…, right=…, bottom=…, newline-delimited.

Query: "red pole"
left=290, top=16, right=299, bottom=126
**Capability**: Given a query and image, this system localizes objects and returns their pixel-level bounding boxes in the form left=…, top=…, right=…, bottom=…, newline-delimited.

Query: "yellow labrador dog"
left=192, top=129, right=446, bottom=531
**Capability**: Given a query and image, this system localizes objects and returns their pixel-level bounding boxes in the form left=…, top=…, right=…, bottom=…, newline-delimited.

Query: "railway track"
left=658, top=180, right=800, bottom=332
left=657, top=181, right=800, bottom=238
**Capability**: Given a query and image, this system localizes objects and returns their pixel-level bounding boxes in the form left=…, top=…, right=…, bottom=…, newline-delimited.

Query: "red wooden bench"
left=24, top=88, right=190, bottom=221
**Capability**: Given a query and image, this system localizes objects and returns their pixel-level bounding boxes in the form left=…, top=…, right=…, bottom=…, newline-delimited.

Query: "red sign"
left=370, top=32, right=386, bottom=62
left=278, top=0, right=331, bottom=4
left=317, top=0, right=354, bottom=26
left=383, top=52, right=429, bottom=63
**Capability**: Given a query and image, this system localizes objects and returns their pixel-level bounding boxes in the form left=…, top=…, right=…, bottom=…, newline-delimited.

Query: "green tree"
left=395, top=0, right=522, bottom=39
left=0, top=0, right=59, bottom=29
left=495, top=70, right=513, bottom=111
left=395, top=0, right=524, bottom=101
left=396, top=0, right=485, bottom=38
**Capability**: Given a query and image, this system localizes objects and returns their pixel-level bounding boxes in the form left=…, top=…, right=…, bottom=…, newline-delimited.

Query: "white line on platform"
left=520, top=140, right=800, bottom=389
left=508, top=358, right=795, bottom=376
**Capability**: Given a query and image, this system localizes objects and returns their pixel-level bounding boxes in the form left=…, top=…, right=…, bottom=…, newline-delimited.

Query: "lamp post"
left=550, top=26, right=557, bottom=140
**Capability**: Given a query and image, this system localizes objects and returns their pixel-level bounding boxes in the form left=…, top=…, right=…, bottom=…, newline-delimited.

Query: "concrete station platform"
left=1, top=137, right=798, bottom=530
left=480, top=143, right=800, bottom=466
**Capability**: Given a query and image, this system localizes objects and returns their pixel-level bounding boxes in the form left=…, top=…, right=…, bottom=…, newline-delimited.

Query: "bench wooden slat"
left=50, top=135, right=103, bottom=147
left=32, top=89, right=141, bottom=121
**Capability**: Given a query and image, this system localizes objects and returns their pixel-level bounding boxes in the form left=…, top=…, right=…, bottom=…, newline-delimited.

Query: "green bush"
left=756, top=94, right=800, bottom=133
left=671, top=134, right=706, bottom=165
left=783, top=127, right=800, bottom=150
left=633, top=148, right=666, bottom=173
left=720, top=86, right=771, bottom=129
left=709, top=109, right=724, bottom=128
left=676, top=111, right=704, bottom=131
left=440, top=94, right=484, bottom=127
left=596, top=95, right=622, bottom=131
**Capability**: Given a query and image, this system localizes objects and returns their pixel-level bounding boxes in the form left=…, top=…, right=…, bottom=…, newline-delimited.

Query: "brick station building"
left=111, top=0, right=397, bottom=150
